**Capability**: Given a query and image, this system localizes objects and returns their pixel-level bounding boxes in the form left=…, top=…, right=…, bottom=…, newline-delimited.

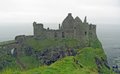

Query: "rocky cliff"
left=0, top=13, right=115, bottom=74
left=0, top=36, right=115, bottom=74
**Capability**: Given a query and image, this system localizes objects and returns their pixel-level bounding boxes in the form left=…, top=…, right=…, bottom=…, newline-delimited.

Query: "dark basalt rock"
left=34, top=46, right=77, bottom=65
left=24, top=47, right=33, bottom=56
left=95, top=57, right=111, bottom=73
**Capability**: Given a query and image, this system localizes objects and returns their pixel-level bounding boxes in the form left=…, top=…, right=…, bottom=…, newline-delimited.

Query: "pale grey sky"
left=0, top=0, right=120, bottom=25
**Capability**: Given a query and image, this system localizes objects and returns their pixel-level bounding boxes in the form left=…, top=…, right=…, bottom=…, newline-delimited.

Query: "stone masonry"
left=33, top=13, right=97, bottom=47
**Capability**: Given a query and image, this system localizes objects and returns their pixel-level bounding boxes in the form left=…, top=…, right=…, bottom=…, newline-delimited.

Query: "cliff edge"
left=0, top=13, right=115, bottom=74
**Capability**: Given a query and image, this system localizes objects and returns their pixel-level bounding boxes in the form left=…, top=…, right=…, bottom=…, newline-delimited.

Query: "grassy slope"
left=1, top=48, right=115, bottom=74
left=25, top=38, right=80, bottom=50
left=0, top=40, right=15, bottom=46
left=1, top=38, right=115, bottom=74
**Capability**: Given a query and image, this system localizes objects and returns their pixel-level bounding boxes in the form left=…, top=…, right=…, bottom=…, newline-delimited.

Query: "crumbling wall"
left=32, top=13, right=97, bottom=47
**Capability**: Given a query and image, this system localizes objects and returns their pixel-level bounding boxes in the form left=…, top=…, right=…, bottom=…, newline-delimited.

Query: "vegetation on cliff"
left=1, top=47, right=114, bottom=74
left=0, top=37, right=115, bottom=74
left=25, top=38, right=80, bottom=51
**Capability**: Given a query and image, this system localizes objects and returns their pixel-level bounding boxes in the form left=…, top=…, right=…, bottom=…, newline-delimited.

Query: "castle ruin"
left=33, top=13, right=97, bottom=46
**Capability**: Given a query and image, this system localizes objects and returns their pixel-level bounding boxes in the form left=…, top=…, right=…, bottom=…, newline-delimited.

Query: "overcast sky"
left=0, top=0, right=120, bottom=25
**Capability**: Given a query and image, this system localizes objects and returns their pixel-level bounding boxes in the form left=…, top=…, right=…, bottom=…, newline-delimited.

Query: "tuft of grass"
left=18, top=55, right=40, bottom=69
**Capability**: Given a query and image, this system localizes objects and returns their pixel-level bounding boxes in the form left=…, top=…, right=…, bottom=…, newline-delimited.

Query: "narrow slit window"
left=85, top=32, right=87, bottom=35
left=62, top=32, right=65, bottom=38
left=54, top=32, right=57, bottom=37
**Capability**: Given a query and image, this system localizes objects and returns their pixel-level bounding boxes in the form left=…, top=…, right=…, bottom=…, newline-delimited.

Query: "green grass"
left=25, top=38, right=80, bottom=51
left=0, top=38, right=115, bottom=74
left=89, top=37, right=102, bottom=49
left=1, top=47, right=115, bottom=74
left=0, top=40, right=15, bottom=46
left=1, top=56, right=98, bottom=74
left=18, top=55, right=40, bottom=69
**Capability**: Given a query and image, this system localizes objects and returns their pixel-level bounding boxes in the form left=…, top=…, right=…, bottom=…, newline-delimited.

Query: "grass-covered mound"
left=0, top=37, right=115, bottom=74
left=1, top=47, right=115, bottom=74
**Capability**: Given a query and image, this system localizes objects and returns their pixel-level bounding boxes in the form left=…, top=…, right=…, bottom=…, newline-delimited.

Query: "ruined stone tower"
left=33, top=13, right=97, bottom=47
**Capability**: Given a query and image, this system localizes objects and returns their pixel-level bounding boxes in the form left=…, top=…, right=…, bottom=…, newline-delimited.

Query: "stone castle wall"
left=33, top=13, right=96, bottom=42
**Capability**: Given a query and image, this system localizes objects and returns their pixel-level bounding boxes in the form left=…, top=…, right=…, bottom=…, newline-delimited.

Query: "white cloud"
left=0, top=0, right=119, bottom=24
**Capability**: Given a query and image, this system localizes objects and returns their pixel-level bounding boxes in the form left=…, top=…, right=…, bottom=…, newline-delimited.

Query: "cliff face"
left=1, top=36, right=115, bottom=74
left=0, top=14, right=115, bottom=74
